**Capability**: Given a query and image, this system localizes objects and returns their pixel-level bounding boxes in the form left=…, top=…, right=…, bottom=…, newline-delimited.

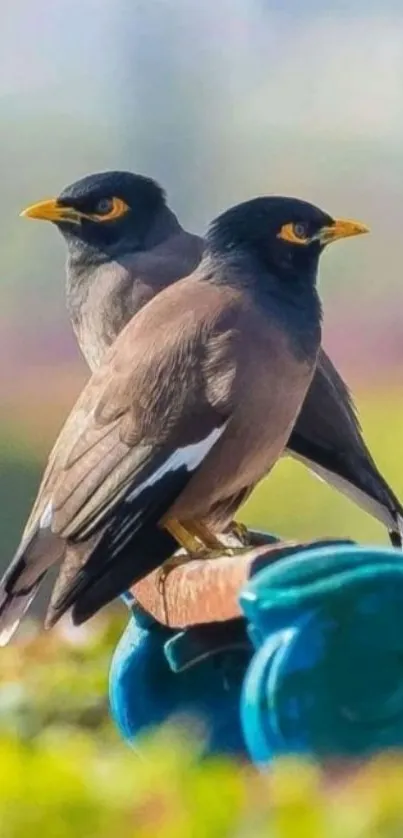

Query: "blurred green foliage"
left=0, top=616, right=120, bottom=741
left=2, top=621, right=403, bottom=837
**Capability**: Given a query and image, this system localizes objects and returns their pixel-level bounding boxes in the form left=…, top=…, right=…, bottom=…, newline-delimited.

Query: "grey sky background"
left=1, top=1, right=402, bottom=374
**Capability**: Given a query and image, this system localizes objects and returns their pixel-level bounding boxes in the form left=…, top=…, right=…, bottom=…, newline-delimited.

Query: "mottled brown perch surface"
left=130, top=533, right=349, bottom=628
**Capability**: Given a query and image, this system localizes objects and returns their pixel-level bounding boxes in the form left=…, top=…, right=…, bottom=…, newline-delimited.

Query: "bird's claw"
left=225, top=521, right=252, bottom=547
left=156, top=542, right=252, bottom=593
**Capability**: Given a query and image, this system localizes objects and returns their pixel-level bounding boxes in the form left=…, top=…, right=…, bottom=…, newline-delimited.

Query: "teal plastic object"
left=109, top=607, right=251, bottom=757
left=240, top=545, right=403, bottom=766
left=109, top=537, right=351, bottom=757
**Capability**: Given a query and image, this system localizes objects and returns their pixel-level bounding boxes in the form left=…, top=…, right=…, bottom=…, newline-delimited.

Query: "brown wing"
left=40, top=281, right=239, bottom=540
left=0, top=277, right=240, bottom=642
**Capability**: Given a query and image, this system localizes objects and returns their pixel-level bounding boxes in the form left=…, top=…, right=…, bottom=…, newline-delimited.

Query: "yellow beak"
left=20, top=199, right=82, bottom=224
left=318, top=218, right=369, bottom=245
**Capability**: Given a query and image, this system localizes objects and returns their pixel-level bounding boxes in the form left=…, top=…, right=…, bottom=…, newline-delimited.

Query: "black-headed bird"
left=0, top=196, right=370, bottom=641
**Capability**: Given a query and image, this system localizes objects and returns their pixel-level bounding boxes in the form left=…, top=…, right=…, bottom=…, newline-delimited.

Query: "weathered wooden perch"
left=130, top=532, right=351, bottom=628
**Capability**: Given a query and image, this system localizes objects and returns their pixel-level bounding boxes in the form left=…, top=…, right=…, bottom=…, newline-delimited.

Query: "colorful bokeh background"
left=0, top=3, right=403, bottom=833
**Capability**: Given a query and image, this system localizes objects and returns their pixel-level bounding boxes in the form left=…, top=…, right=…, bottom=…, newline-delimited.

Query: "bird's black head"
left=21, top=171, right=170, bottom=257
left=207, top=196, right=368, bottom=284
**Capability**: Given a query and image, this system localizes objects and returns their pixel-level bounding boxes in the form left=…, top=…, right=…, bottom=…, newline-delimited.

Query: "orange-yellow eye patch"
left=277, top=222, right=310, bottom=245
left=91, top=197, right=129, bottom=222
left=277, top=218, right=369, bottom=247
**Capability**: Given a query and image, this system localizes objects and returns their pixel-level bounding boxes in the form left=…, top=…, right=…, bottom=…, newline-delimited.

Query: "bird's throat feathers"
left=203, top=248, right=322, bottom=363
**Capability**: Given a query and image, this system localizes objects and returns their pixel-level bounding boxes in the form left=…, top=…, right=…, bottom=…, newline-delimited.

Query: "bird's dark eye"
left=293, top=222, right=309, bottom=239
left=94, top=198, right=114, bottom=215
left=89, top=197, right=130, bottom=223
left=277, top=221, right=311, bottom=246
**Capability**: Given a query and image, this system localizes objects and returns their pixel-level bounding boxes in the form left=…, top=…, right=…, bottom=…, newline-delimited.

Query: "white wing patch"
left=0, top=590, right=37, bottom=647
left=126, top=424, right=227, bottom=504
left=40, top=502, right=53, bottom=530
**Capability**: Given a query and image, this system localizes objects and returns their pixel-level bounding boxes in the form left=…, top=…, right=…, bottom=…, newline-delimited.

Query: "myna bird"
left=21, top=172, right=403, bottom=546
left=21, top=171, right=203, bottom=369
left=0, top=195, right=368, bottom=642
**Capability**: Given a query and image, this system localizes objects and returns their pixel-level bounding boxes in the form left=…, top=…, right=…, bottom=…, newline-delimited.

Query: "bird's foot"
left=193, top=545, right=251, bottom=560
left=156, top=543, right=251, bottom=593
left=225, top=521, right=252, bottom=547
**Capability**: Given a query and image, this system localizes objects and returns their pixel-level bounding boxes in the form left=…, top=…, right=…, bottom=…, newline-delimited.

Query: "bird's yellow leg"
left=186, top=519, right=227, bottom=551
left=163, top=518, right=202, bottom=554
left=158, top=518, right=249, bottom=593
left=157, top=518, right=200, bottom=593
left=158, top=518, right=229, bottom=592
